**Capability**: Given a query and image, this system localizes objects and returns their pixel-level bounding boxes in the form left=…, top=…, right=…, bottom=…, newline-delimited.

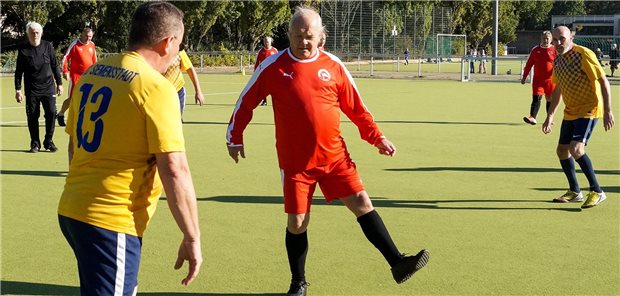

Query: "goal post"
left=436, top=34, right=467, bottom=73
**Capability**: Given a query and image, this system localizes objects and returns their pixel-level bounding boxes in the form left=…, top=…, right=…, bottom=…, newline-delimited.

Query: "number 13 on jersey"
left=76, top=83, right=112, bottom=152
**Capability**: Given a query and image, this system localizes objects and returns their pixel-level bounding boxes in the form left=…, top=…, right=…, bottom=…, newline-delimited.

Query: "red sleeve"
left=337, top=64, right=383, bottom=145
left=226, top=66, right=269, bottom=145
left=62, top=45, right=74, bottom=73
left=522, top=47, right=536, bottom=80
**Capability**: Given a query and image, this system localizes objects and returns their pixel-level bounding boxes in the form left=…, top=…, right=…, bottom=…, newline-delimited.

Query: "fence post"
left=200, top=54, right=203, bottom=69
left=357, top=55, right=361, bottom=71
left=418, top=57, right=422, bottom=77
left=397, top=56, right=400, bottom=72
left=370, top=56, right=374, bottom=76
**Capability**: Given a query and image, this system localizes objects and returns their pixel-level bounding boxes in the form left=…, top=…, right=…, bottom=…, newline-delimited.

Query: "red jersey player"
left=227, top=7, right=428, bottom=296
left=57, top=27, right=97, bottom=126
left=521, top=31, right=556, bottom=125
left=254, top=36, right=278, bottom=106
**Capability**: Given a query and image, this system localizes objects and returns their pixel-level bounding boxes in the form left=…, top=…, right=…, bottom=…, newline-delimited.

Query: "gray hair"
left=541, top=30, right=551, bottom=37
left=288, top=6, right=324, bottom=35
left=26, top=21, right=43, bottom=32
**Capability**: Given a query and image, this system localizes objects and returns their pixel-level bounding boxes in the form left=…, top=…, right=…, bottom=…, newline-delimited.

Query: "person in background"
left=404, top=48, right=410, bottom=65
left=609, top=43, right=618, bottom=77
left=254, top=36, right=278, bottom=106
left=57, top=27, right=97, bottom=127
left=521, top=31, right=556, bottom=125
left=163, top=43, right=205, bottom=116
left=14, top=21, right=63, bottom=153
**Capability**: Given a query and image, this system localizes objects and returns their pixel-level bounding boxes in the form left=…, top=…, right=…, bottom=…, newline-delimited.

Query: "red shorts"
left=68, top=73, right=83, bottom=98
left=282, top=157, right=365, bottom=214
left=532, top=79, right=555, bottom=96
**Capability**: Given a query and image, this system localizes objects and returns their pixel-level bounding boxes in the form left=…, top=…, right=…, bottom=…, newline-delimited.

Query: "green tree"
left=98, top=1, right=143, bottom=52
left=238, top=0, right=290, bottom=51
left=171, top=1, right=228, bottom=51
left=1, top=0, right=64, bottom=41
left=514, top=0, right=553, bottom=30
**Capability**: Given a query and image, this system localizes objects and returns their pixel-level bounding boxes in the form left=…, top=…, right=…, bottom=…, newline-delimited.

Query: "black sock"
left=575, top=154, right=602, bottom=193
left=285, top=229, right=308, bottom=282
left=357, top=210, right=402, bottom=267
left=560, top=157, right=580, bottom=193
left=545, top=101, right=551, bottom=113
left=530, top=95, right=542, bottom=118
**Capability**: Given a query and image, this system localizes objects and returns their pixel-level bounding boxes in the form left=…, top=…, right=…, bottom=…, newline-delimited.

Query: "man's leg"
left=178, top=87, right=186, bottom=115
left=286, top=214, right=310, bottom=284
left=24, top=95, right=41, bottom=151
left=40, top=95, right=57, bottom=151
left=59, top=215, right=141, bottom=296
left=341, top=192, right=429, bottom=284
left=529, top=94, right=542, bottom=119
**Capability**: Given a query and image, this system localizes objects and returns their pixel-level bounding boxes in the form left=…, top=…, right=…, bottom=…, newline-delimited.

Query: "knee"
left=556, top=146, right=570, bottom=159
left=287, top=215, right=309, bottom=234
left=569, top=143, right=585, bottom=158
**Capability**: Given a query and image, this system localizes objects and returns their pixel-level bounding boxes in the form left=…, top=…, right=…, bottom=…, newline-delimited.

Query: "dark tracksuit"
left=14, top=40, right=63, bottom=148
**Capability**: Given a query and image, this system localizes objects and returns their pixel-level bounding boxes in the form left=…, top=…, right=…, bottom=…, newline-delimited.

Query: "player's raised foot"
left=43, top=140, right=58, bottom=152
left=286, top=280, right=308, bottom=296
left=56, top=113, right=66, bottom=126
left=581, top=191, right=607, bottom=209
left=552, top=190, right=583, bottom=203
left=523, top=116, right=537, bottom=125
left=391, top=249, right=430, bottom=284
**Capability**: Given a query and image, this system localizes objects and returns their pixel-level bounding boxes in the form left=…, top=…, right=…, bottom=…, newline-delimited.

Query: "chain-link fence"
left=320, top=1, right=453, bottom=60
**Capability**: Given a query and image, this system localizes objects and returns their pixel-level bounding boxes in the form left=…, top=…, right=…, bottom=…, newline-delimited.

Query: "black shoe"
left=286, top=281, right=308, bottom=296
left=391, top=249, right=430, bottom=284
left=260, top=101, right=268, bottom=106
left=28, top=142, right=40, bottom=153
left=43, top=140, right=58, bottom=152
left=57, top=113, right=66, bottom=127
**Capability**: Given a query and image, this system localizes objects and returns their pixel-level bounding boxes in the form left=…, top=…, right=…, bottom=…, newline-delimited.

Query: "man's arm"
left=14, top=49, right=24, bottom=103
left=186, top=67, right=204, bottom=106
left=156, top=152, right=202, bottom=286
left=598, top=76, right=615, bottom=131
left=543, top=85, right=562, bottom=134
left=49, top=43, right=63, bottom=95
left=521, top=48, right=535, bottom=84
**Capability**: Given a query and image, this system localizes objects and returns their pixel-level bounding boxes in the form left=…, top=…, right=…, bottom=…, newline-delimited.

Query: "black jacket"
left=14, top=40, right=62, bottom=97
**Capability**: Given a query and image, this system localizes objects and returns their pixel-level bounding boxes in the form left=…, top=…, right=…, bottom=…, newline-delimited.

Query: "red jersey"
left=522, top=45, right=556, bottom=83
left=228, top=49, right=383, bottom=172
left=62, top=39, right=97, bottom=75
left=254, top=47, right=279, bottom=70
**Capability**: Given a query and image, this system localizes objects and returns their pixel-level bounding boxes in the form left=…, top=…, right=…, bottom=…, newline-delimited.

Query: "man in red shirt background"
left=521, top=30, right=556, bottom=125
left=227, top=6, right=429, bottom=296
left=57, top=27, right=97, bottom=126
left=254, top=36, right=278, bottom=106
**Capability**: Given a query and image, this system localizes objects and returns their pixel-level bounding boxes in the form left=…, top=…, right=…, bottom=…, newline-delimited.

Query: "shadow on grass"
left=195, top=195, right=582, bottom=212
left=0, top=149, right=32, bottom=153
left=534, top=186, right=619, bottom=193
left=386, top=167, right=620, bottom=175
left=375, top=120, right=522, bottom=126
left=0, top=281, right=281, bottom=296
left=0, top=170, right=66, bottom=177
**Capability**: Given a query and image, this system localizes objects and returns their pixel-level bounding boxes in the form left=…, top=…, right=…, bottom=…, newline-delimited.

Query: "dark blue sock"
left=575, top=154, right=602, bottom=193
left=560, top=157, right=580, bottom=192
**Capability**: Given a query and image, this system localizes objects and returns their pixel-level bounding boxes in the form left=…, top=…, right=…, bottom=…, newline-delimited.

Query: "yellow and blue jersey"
left=58, top=51, right=185, bottom=237
left=163, top=50, right=192, bottom=91
left=552, top=45, right=606, bottom=120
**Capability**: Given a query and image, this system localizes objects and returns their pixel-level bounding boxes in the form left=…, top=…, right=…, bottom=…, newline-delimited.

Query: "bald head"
left=288, top=6, right=324, bottom=59
left=552, top=26, right=574, bottom=55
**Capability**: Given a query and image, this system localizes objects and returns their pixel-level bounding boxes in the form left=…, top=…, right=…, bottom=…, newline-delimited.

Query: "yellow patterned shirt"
left=163, top=50, right=193, bottom=91
left=552, top=45, right=605, bottom=120
left=59, top=51, right=185, bottom=237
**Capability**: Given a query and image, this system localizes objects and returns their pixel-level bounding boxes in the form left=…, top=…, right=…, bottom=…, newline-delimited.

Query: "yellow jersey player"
left=542, top=26, right=615, bottom=208
left=58, top=2, right=202, bottom=294
left=163, top=47, right=204, bottom=115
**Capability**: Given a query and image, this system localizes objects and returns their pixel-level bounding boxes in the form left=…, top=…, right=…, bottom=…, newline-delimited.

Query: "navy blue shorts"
left=59, top=215, right=142, bottom=296
left=178, top=87, right=186, bottom=114
left=558, top=118, right=598, bottom=145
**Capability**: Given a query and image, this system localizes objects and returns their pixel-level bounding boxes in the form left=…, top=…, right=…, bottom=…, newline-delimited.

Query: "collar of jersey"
left=287, top=48, right=319, bottom=63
